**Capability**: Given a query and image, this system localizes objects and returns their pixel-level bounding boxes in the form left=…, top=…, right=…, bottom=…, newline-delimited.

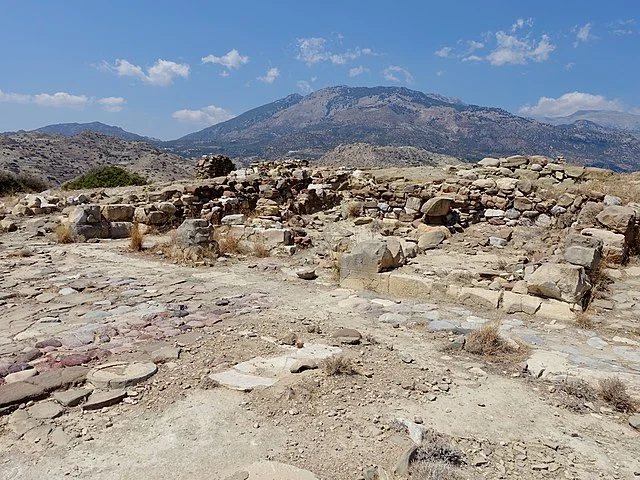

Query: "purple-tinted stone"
left=8, top=363, right=34, bottom=374
left=16, top=349, right=43, bottom=363
left=59, top=354, right=92, bottom=367
left=35, top=338, right=63, bottom=349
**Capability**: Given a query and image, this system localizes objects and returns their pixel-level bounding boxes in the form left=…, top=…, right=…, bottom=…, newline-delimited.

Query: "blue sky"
left=0, top=0, right=638, bottom=139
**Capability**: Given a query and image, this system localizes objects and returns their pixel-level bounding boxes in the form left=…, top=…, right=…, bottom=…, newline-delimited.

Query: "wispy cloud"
left=0, top=89, right=121, bottom=110
left=296, top=80, right=313, bottom=94
left=202, top=49, right=249, bottom=72
left=383, top=65, right=413, bottom=83
left=257, top=67, right=280, bottom=84
left=565, top=62, right=576, bottom=71
left=348, top=65, right=369, bottom=77
left=101, top=58, right=190, bottom=86
left=98, top=96, right=126, bottom=112
left=573, top=22, right=595, bottom=47
left=434, top=46, right=453, bottom=58
left=519, top=91, right=624, bottom=117
left=608, top=18, right=636, bottom=35
left=295, top=37, right=374, bottom=66
left=172, top=105, right=234, bottom=124
left=511, top=17, right=534, bottom=32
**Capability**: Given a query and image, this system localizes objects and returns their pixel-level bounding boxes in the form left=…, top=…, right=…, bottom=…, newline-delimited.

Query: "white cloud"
left=519, top=92, right=624, bottom=117
left=434, top=46, right=453, bottom=58
left=105, top=58, right=190, bottom=86
left=33, top=92, right=90, bottom=108
left=98, top=97, right=126, bottom=112
left=574, top=22, right=594, bottom=47
left=0, top=90, right=31, bottom=104
left=487, top=32, right=555, bottom=65
left=383, top=66, right=413, bottom=83
left=511, top=17, right=534, bottom=32
left=295, top=37, right=374, bottom=66
left=462, top=55, right=483, bottom=62
left=202, top=49, right=249, bottom=71
left=436, top=70, right=444, bottom=77
left=296, top=80, right=313, bottom=94
left=0, top=90, right=123, bottom=110
left=565, top=62, right=576, bottom=71
left=608, top=18, right=636, bottom=35
left=348, top=65, right=368, bottom=77
left=467, top=40, right=484, bottom=52
left=257, top=67, right=280, bottom=84
left=172, top=105, right=234, bottom=125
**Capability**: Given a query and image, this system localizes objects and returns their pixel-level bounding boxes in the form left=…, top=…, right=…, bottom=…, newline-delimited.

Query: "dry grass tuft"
left=463, top=322, right=523, bottom=360
left=7, top=247, right=34, bottom=258
left=54, top=224, right=74, bottom=244
left=322, top=355, right=357, bottom=376
left=344, top=201, right=363, bottom=218
left=152, top=229, right=218, bottom=266
left=555, top=377, right=598, bottom=411
left=129, top=222, right=145, bottom=251
left=410, top=430, right=463, bottom=480
left=598, top=376, right=636, bottom=413
left=215, top=230, right=247, bottom=255
left=574, top=312, right=595, bottom=330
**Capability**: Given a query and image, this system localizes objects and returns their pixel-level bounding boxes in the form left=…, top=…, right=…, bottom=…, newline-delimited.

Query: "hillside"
left=165, top=86, right=640, bottom=172
left=318, top=143, right=462, bottom=169
left=0, top=131, right=193, bottom=185
left=33, top=122, right=155, bottom=142
left=541, top=110, right=640, bottom=133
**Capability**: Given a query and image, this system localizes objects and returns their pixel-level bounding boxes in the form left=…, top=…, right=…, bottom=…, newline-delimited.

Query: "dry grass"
left=7, top=247, right=34, bottom=258
left=54, top=224, right=74, bottom=244
left=344, top=201, right=363, bottom=218
left=151, top=228, right=218, bottom=266
left=322, top=355, right=357, bottom=376
left=129, top=222, right=145, bottom=252
left=585, top=260, right=614, bottom=310
left=463, top=322, right=526, bottom=361
left=410, top=430, right=462, bottom=480
left=574, top=312, right=595, bottom=330
left=598, top=376, right=636, bottom=413
left=215, top=230, right=247, bottom=255
left=554, top=377, right=598, bottom=412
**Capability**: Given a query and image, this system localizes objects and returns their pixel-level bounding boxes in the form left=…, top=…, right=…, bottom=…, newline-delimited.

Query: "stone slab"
left=87, top=362, right=157, bottom=389
left=82, top=389, right=127, bottom=410
left=53, top=388, right=92, bottom=407
left=28, top=400, right=64, bottom=419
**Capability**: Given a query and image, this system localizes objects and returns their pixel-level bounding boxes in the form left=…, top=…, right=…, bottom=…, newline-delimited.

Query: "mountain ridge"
left=32, top=122, right=156, bottom=142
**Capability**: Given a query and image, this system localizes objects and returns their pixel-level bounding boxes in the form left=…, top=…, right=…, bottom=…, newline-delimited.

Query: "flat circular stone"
left=87, top=362, right=157, bottom=389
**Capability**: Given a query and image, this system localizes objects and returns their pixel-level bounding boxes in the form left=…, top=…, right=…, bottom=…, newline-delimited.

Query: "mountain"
left=541, top=110, right=640, bottom=133
left=33, top=122, right=155, bottom=142
left=319, top=143, right=461, bottom=169
left=0, top=131, right=193, bottom=185
left=165, top=86, right=640, bottom=172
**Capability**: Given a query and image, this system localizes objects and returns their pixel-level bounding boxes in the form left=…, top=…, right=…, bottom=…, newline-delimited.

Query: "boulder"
left=340, top=240, right=402, bottom=281
left=581, top=228, right=628, bottom=263
left=420, top=196, right=453, bottom=217
left=502, top=291, right=542, bottom=315
left=575, top=202, right=605, bottom=229
left=385, top=237, right=406, bottom=267
left=100, top=205, right=134, bottom=222
left=417, top=228, right=447, bottom=252
left=195, top=154, right=236, bottom=179
left=564, top=234, right=602, bottom=270
left=596, top=206, right=636, bottom=235
left=175, top=219, right=213, bottom=247
left=526, top=263, right=591, bottom=304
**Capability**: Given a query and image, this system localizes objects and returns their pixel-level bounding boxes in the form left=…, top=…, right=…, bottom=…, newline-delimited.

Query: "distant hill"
left=163, top=86, right=640, bottom=172
left=318, top=143, right=462, bottom=169
left=0, top=131, right=193, bottom=185
left=33, top=122, right=155, bottom=142
left=541, top=110, right=640, bottom=133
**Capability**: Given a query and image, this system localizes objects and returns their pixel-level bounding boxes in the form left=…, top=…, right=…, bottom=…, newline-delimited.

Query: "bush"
left=0, top=170, right=48, bottom=196
left=598, top=376, right=636, bottom=413
left=129, top=223, right=145, bottom=251
left=322, top=355, right=357, bottom=376
left=63, top=166, right=147, bottom=190
left=54, top=224, right=74, bottom=244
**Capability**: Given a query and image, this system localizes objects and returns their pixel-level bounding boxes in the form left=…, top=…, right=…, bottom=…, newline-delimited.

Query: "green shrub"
left=0, top=170, right=49, bottom=195
left=63, top=166, right=147, bottom=190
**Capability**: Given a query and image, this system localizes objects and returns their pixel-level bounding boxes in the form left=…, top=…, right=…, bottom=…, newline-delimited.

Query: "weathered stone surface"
left=385, top=237, right=405, bottom=267
left=4, top=369, right=38, bottom=383
left=630, top=415, right=640, bottom=430
left=502, top=292, right=542, bottom=315
left=296, top=268, right=317, bottom=280
left=242, top=461, right=319, bottom=480
left=221, top=214, right=246, bottom=226
left=581, top=228, right=628, bottom=263
left=0, top=382, right=46, bottom=409
left=575, top=202, right=605, bottom=229
left=195, top=154, right=236, bottom=179
left=420, top=196, right=453, bottom=216
left=525, top=350, right=570, bottom=378
left=535, top=299, right=575, bottom=321
left=82, top=389, right=127, bottom=410
left=289, top=359, right=318, bottom=373
left=28, top=400, right=64, bottom=419
left=332, top=328, right=362, bottom=344
left=100, top=204, right=134, bottom=222
left=459, top=287, right=502, bottom=309
left=526, top=263, right=591, bottom=303
left=564, top=234, right=603, bottom=270
left=596, top=206, right=636, bottom=234
left=417, top=228, right=446, bottom=252
left=341, top=241, right=400, bottom=282
left=175, top=219, right=213, bottom=247
left=25, top=366, right=89, bottom=393
left=53, top=388, right=92, bottom=407
left=87, top=362, right=157, bottom=389
left=151, top=347, right=181, bottom=364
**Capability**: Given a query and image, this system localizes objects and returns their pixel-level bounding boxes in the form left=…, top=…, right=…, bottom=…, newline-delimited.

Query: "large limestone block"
left=175, top=219, right=213, bottom=247
left=596, top=206, right=636, bottom=235
left=385, top=237, right=406, bottom=267
left=417, top=226, right=448, bottom=252
left=564, top=233, right=603, bottom=270
left=459, top=287, right=502, bottom=309
left=420, top=196, right=453, bottom=217
left=581, top=228, right=628, bottom=263
left=388, top=273, right=433, bottom=298
left=526, top=263, right=591, bottom=303
left=100, top=204, right=134, bottom=222
left=502, top=291, right=541, bottom=315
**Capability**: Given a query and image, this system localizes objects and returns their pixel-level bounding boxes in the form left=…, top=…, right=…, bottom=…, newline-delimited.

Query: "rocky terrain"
left=1, top=154, right=640, bottom=479
left=165, top=86, right=640, bottom=171
left=0, top=131, right=193, bottom=185
left=319, top=143, right=462, bottom=169
left=32, top=122, right=156, bottom=143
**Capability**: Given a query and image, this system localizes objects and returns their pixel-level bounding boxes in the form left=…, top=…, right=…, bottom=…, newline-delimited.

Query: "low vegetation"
left=344, top=201, right=362, bottom=218
left=598, top=376, right=636, bottom=413
left=463, top=322, right=526, bottom=361
left=214, top=230, right=247, bottom=256
left=574, top=312, right=595, bottom=330
left=410, top=430, right=463, bottom=480
left=554, top=375, right=636, bottom=413
left=129, top=223, right=145, bottom=251
left=322, top=355, right=357, bottom=376
left=0, top=170, right=48, bottom=196
left=62, top=166, right=147, bottom=190
left=54, top=224, right=74, bottom=244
